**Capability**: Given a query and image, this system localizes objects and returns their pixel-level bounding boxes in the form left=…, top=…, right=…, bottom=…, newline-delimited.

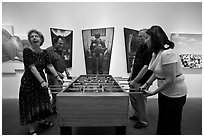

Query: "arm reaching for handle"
left=30, top=64, right=48, bottom=88
left=47, top=64, right=63, bottom=84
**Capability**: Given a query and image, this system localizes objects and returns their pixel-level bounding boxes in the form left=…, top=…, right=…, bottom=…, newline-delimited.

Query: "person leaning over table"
left=46, top=35, right=71, bottom=113
left=19, top=29, right=63, bottom=135
left=128, top=29, right=153, bottom=129
left=140, top=25, right=187, bottom=135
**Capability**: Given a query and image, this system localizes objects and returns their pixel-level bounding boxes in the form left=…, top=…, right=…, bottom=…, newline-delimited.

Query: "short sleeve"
left=161, top=49, right=178, bottom=65
left=44, top=50, right=52, bottom=66
left=23, top=48, right=35, bottom=67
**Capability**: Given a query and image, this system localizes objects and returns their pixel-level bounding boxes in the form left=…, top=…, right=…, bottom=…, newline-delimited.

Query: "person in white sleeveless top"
left=140, top=25, right=187, bottom=135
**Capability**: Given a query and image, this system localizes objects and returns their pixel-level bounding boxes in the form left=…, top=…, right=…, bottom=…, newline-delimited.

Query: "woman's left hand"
left=58, top=73, right=64, bottom=79
left=57, top=76, right=63, bottom=84
left=129, top=80, right=137, bottom=88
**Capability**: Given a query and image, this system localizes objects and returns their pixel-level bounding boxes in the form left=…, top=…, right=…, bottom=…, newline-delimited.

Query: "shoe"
left=133, top=122, right=148, bottom=129
left=38, top=120, right=54, bottom=128
left=129, top=115, right=139, bottom=121
left=28, top=130, right=37, bottom=135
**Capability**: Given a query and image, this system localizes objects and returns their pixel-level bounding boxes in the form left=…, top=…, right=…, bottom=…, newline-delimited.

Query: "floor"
left=2, top=98, right=202, bottom=135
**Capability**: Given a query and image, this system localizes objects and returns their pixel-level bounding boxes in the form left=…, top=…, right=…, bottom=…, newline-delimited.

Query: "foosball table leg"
left=60, top=126, right=72, bottom=135
left=115, top=126, right=126, bottom=135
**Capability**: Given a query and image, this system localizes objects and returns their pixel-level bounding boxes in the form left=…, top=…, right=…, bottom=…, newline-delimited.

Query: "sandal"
left=38, top=121, right=54, bottom=127
left=28, top=130, right=37, bottom=135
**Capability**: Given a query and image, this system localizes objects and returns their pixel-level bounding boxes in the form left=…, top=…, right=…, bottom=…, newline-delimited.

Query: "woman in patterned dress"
left=19, top=29, right=63, bottom=135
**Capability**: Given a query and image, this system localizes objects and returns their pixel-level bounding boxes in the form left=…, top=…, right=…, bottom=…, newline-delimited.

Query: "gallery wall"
left=2, top=2, right=202, bottom=98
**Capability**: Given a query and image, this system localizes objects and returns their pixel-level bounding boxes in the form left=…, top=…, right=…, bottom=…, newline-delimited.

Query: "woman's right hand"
left=139, top=84, right=147, bottom=91
left=129, top=80, right=137, bottom=88
left=41, top=81, right=48, bottom=89
left=57, top=76, right=63, bottom=84
left=142, top=89, right=153, bottom=97
left=58, top=73, right=64, bottom=79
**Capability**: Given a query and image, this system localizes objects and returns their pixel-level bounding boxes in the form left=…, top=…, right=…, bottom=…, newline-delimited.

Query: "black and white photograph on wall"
left=82, top=27, right=114, bottom=74
left=123, top=27, right=139, bottom=73
left=50, top=28, right=73, bottom=68
left=171, top=33, right=202, bottom=69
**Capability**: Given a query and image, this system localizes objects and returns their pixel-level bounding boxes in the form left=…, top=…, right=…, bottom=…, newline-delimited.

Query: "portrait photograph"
left=50, top=28, right=73, bottom=68
left=82, top=27, right=114, bottom=74
left=2, top=26, right=31, bottom=63
left=123, top=27, right=139, bottom=73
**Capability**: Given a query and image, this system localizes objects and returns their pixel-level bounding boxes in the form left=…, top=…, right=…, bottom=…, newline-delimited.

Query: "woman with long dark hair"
left=140, top=25, right=187, bottom=135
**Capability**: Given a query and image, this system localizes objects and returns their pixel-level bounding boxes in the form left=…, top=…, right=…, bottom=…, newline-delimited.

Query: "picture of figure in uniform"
left=82, top=27, right=114, bottom=74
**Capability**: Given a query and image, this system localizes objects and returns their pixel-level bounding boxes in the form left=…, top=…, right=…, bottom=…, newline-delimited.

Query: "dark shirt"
left=45, top=46, right=67, bottom=74
left=131, top=44, right=153, bottom=84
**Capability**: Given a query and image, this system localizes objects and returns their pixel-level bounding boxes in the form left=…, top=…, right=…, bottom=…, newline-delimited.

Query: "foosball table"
left=56, top=74, right=129, bottom=135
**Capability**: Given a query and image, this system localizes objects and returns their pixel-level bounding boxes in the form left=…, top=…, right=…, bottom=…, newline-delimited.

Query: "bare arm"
left=30, top=65, right=47, bottom=88
left=65, top=68, right=72, bottom=79
left=47, top=64, right=63, bottom=83
left=47, top=64, right=58, bottom=76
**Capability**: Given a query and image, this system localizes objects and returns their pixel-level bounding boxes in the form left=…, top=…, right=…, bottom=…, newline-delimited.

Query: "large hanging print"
left=2, top=25, right=31, bottom=62
left=123, top=27, right=140, bottom=73
left=82, top=27, right=114, bottom=74
left=50, top=28, right=73, bottom=68
left=171, top=33, right=202, bottom=69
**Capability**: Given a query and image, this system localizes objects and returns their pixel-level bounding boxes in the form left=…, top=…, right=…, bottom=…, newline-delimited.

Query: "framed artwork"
left=2, top=25, right=14, bottom=36
left=2, top=25, right=28, bottom=73
left=82, top=27, right=114, bottom=74
left=2, top=25, right=26, bottom=62
left=123, top=27, right=140, bottom=73
left=171, top=33, right=202, bottom=69
left=50, top=28, right=73, bottom=68
left=18, top=34, right=32, bottom=49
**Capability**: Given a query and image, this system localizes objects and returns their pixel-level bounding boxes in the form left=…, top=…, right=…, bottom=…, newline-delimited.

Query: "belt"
left=156, top=74, right=182, bottom=80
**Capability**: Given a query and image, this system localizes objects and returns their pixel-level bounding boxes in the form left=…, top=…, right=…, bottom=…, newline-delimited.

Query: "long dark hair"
left=146, top=25, right=174, bottom=54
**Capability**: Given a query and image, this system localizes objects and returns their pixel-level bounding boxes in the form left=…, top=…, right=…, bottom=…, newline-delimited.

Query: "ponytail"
left=166, top=40, right=175, bottom=49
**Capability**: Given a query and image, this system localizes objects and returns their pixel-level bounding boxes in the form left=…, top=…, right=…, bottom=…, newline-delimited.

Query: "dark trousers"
left=47, top=74, right=63, bottom=113
left=129, top=83, right=148, bottom=124
left=92, top=53, right=103, bottom=74
left=157, top=92, right=186, bottom=135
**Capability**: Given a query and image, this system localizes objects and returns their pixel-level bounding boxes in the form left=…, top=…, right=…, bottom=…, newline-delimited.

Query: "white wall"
left=2, top=2, right=202, bottom=98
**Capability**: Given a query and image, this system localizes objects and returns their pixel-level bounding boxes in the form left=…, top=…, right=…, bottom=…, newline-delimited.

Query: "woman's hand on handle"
left=41, top=81, right=48, bottom=89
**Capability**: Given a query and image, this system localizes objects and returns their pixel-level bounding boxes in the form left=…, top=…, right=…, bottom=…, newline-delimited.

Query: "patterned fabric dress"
left=19, top=48, right=52, bottom=126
